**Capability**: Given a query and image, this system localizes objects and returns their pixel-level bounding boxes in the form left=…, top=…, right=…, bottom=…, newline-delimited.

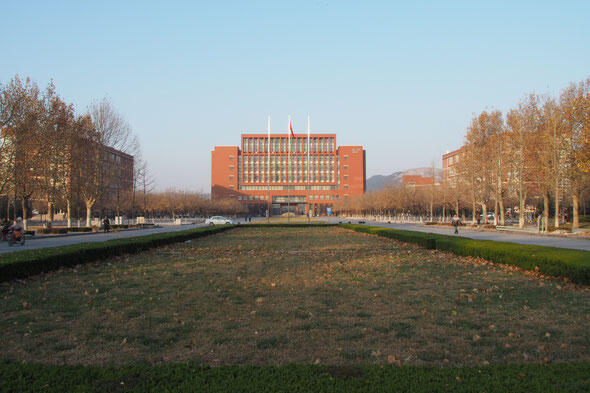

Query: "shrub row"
left=35, top=227, right=69, bottom=235
left=0, top=226, right=233, bottom=282
left=1, top=361, right=588, bottom=393
left=64, top=227, right=93, bottom=233
left=340, top=224, right=590, bottom=285
left=246, top=223, right=338, bottom=228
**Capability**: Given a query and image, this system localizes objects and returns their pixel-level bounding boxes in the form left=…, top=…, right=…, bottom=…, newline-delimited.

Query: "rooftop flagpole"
left=288, top=115, right=291, bottom=223
left=267, top=114, right=271, bottom=222
left=307, top=114, right=310, bottom=222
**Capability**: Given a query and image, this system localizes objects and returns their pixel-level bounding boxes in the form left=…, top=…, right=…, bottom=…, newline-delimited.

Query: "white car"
left=205, top=216, right=234, bottom=225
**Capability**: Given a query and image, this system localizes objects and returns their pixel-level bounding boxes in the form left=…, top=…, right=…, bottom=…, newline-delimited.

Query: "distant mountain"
left=366, top=167, right=442, bottom=192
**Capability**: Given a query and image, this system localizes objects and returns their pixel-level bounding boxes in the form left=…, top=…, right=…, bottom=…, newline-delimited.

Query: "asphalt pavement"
left=0, top=224, right=208, bottom=254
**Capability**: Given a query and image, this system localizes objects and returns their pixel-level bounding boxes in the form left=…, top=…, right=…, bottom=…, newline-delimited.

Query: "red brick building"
left=212, top=133, right=366, bottom=216
left=402, top=175, right=434, bottom=187
left=442, top=147, right=464, bottom=186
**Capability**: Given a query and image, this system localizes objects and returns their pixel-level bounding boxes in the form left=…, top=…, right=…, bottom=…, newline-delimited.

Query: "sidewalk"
left=324, top=217, right=590, bottom=251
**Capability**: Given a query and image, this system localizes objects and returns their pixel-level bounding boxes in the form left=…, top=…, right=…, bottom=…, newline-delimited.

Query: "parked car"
left=205, top=216, right=234, bottom=225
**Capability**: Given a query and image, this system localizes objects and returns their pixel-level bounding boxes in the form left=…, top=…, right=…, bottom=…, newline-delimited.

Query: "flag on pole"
left=289, top=120, right=295, bottom=139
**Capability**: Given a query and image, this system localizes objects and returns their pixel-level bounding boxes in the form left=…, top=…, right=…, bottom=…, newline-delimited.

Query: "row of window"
left=241, top=155, right=336, bottom=167
left=238, top=185, right=339, bottom=191
left=236, top=194, right=337, bottom=201
left=240, top=172, right=336, bottom=183
left=242, top=137, right=335, bottom=153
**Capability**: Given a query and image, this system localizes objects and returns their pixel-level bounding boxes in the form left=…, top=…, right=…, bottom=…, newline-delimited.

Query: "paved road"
left=0, top=224, right=209, bottom=254
left=322, top=217, right=590, bottom=251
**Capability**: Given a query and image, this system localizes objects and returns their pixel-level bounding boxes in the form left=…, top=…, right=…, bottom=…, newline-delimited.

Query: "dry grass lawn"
left=1, top=226, right=589, bottom=367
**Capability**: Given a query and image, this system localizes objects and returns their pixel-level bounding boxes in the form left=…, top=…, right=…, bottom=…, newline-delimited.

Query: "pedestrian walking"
left=452, top=214, right=460, bottom=234
left=103, top=216, right=111, bottom=233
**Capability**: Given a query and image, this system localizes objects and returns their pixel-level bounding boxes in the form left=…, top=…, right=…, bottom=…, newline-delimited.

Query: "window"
left=229, top=155, right=234, bottom=161
left=344, top=174, right=348, bottom=180
left=343, top=165, right=348, bottom=170
left=229, top=185, right=234, bottom=189
left=229, top=175, right=234, bottom=180
left=343, top=155, right=348, bottom=161
left=343, top=184, right=349, bottom=190
left=229, top=165, right=234, bottom=171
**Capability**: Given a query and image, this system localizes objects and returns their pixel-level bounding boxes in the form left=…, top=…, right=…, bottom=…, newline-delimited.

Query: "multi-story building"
left=442, top=147, right=464, bottom=186
left=402, top=175, right=434, bottom=188
left=212, top=133, right=365, bottom=216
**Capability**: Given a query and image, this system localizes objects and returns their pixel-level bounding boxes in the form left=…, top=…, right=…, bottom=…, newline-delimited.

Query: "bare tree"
left=38, top=82, right=74, bottom=227
left=560, top=78, right=590, bottom=229
left=89, top=97, right=139, bottom=218
left=75, top=115, right=103, bottom=226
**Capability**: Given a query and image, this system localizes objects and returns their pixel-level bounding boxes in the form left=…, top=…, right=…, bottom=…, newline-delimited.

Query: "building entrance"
left=271, top=196, right=307, bottom=216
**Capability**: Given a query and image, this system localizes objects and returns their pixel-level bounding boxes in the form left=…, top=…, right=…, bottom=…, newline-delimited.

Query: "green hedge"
left=66, top=227, right=93, bottom=233
left=341, top=224, right=590, bottom=285
left=0, top=226, right=233, bottom=282
left=1, top=361, right=588, bottom=393
left=35, top=227, right=69, bottom=235
left=246, top=223, right=338, bottom=228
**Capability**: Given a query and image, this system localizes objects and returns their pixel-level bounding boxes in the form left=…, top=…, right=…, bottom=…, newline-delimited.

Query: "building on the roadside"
left=211, top=133, right=365, bottom=216
left=402, top=175, right=434, bottom=188
left=442, top=147, right=464, bottom=186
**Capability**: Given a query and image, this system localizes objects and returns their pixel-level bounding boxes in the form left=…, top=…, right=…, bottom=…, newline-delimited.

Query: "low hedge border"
left=1, top=361, right=588, bottom=393
left=0, top=226, right=234, bottom=282
left=340, top=224, right=590, bottom=285
left=245, top=223, right=338, bottom=228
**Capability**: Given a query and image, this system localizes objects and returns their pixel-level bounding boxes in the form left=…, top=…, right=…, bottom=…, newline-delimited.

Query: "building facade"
left=442, top=147, right=464, bottom=186
left=212, top=133, right=365, bottom=216
left=402, top=175, right=435, bottom=188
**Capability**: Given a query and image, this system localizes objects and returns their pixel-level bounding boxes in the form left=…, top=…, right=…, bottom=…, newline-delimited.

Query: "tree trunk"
left=21, top=199, right=28, bottom=230
left=481, top=203, right=487, bottom=224
left=499, top=199, right=505, bottom=225
left=455, top=199, right=459, bottom=216
left=472, top=199, right=476, bottom=225
left=519, top=193, right=525, bottom=229
left=572, top=194, right=579, bottom=230
left=85, top=200, right=94, bottom=227
left=47, top=201, right=54, bottom=228
left=494, top=199, right=498, bottom=225
left=543, top=193, right=549, bottom=231
left=555, top=181, right=560, bottom=227
left=67, top=199, right=72, bottom=228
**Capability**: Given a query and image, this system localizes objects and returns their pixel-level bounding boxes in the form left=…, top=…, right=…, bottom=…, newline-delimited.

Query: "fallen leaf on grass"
left=387, top=355, right=401, bottom=366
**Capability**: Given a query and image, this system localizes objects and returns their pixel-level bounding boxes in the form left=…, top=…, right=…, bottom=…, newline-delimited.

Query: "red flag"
left=289, top=121, right=295, bottom=139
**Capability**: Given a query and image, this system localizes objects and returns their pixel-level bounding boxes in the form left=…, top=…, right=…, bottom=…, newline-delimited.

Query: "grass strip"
left=1, top=361, right=588, bottom=393
left=0, top=225, right=233, bottom=282
left=340, top=224, right=590, bottom=285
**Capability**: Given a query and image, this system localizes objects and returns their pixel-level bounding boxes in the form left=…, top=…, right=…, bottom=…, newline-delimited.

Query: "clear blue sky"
left=2, top=0, right=589, bottom=192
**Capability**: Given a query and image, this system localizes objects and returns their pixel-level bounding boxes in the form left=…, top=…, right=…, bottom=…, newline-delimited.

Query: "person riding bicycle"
left=9, top=217, right=24, bottom=240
